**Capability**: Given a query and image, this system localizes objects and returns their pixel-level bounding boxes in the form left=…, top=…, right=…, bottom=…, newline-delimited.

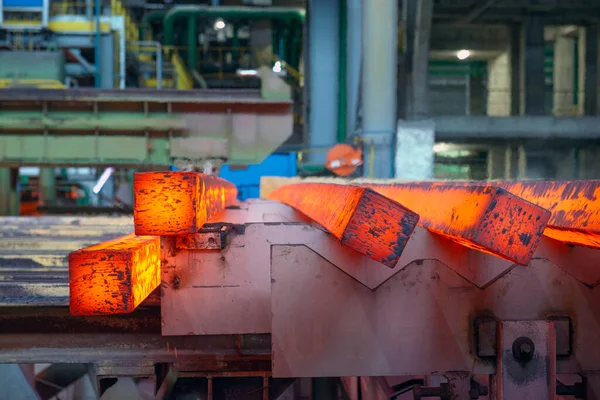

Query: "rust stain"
left=133, top=172, right=237, bottom=236
left=68, top=233, right=161, bottom=316
left=422, top=180, right=600, bottom=249
left=268, top=184, right=419, bottom=267
left=365, top=183, right=550, bottom=265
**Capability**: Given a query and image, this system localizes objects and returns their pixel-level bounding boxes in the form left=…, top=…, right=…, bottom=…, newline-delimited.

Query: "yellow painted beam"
left=48, top=21, right=111, bottom=33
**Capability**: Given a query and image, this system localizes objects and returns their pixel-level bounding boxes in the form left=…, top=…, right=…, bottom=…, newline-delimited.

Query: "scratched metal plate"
left=270, top=244, right=600, bottom=377
left=0, top=216, right=133, bottom=306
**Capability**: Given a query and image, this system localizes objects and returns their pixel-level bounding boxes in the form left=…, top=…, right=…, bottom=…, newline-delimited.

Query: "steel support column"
left=39, top=168, right=56, bottom=207
left=521, top=16, right=546, bottom=115
left=308, top=0, right=339, bottom=163
left=362, top=0, right=399, bottom=178
left=584, top=24, right=599, bottom=116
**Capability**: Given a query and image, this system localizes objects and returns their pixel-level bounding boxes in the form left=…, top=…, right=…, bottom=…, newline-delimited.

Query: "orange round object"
left=325, top=144, right=363, bottom=176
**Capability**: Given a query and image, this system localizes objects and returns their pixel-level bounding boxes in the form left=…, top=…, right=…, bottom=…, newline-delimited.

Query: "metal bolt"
left=512, top=337, right=535, bottom=362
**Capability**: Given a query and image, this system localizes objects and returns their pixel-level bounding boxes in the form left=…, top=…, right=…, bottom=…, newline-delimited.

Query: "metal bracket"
left=476, top=318, right=564, bottom=399
left=412, top=372, right=488, bottom=400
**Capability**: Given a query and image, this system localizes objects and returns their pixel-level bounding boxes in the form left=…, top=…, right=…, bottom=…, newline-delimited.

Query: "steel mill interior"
left=2, top=1, right=600, bottom=399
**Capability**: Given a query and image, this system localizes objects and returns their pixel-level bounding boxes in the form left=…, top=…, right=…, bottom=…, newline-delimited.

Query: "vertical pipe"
left=336, top=0, right=347, bottom=143
left=232, top=24, right=239, bottom=63
left=346, top=0, right=361, bottom=138
left=86, top=0, right=92, bottom=20
left=188, top=15, right=197, bottom=72
left=156, top=42, right=163, bottom=89
left=94, top=0, right=101, bottom=88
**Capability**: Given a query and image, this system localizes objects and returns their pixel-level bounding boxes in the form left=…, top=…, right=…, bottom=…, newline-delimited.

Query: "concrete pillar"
left=521, top=16, right=546, bottom=115
left=39, top=168, right=56, bottom=207
left=346, top=0, right=362, bottom=136
left=308, top=0, right=339, bottom=162
left=362, top=0, right=399, bottom=178
left=553, top=34, right=576, bottom=116
left=487, top=52, right=511, bottom=116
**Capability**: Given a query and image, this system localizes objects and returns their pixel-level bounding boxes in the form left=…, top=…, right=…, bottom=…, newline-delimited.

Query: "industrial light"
left=236, top=69, right=258, bottom=76
left=456, top=49, right=470, bottom=60
left=92, top=167, right=114, bottom=194
left=433, top=143, right=450, bottom=153
left=214, top=18, right=226, bottom=30
left=272, top=61, right=282, bottom=73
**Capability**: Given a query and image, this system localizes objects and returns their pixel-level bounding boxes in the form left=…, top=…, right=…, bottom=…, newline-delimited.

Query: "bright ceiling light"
left=214, top=19, right=225, bottom=30
left=456, top=49, right=471, bottom=60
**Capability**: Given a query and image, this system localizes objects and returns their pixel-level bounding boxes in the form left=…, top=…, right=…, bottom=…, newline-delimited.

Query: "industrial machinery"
left=2, top=173, right=600, bottom=399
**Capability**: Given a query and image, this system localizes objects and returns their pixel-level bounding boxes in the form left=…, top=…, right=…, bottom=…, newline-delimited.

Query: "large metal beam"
left=0, top=87, right=293, bottom=167
left=69, top=233, right=161, bottom=316
left=433, top=116, right=600, bottom=139
left=454, top=0, right=502, bottom=25
left=268, top=183, right=419, bottom=267
left=365, top=183, right=550, bottom=265
left=133, top=172, right=238, bottom=236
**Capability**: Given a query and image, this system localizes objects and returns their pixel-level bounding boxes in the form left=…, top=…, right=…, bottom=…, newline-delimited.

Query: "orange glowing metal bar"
left=473, top=180, right=600, bottom=248
left=366, top=183, right=551, bottom=265
left=69, top=233, right=160, bottom=316
left=268, top=183, right=420, bottom=267
left=134, top=172, right=238, bottom=236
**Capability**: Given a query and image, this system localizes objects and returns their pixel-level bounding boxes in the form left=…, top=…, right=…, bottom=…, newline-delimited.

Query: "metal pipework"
left=131, top=40, right=163, bottom=89
left=162, top=6, right=305, bottom=71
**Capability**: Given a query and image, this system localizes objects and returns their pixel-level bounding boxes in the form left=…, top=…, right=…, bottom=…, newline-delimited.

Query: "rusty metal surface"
left=365, top=183, right=550, bottom=265
left=68, top=234, right=161, bottom=316
left=0, top=216, right=133, bottom=306
left=0, top=306, right=270, bottom=367
left=496, top=321, right=556, bottom=400
left=133, top=172, right=238, bottom=236
left=268, top=184, right=419, bottom=267
left=270, top=243, right=600, bottom=377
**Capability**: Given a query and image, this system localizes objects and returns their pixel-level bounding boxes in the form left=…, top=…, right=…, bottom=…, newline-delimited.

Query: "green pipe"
left=140, top=11, right=167, bottom=40
left=336, top=0, right=347, bottom=143
left=188, top=15, right=198, bottom=72
left=232, top=24, right=240, bottom=61
left=163, top=6, right=305, bottom=70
